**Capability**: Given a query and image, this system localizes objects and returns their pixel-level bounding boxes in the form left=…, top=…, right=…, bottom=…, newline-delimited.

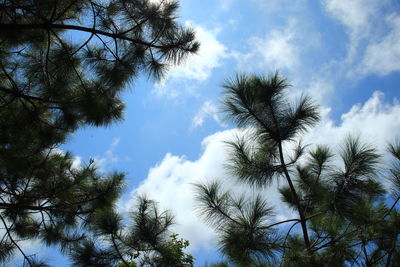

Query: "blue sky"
left=11, top=0, right=400, bottom=266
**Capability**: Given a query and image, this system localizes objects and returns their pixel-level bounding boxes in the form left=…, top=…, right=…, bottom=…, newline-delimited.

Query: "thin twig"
left=0, top=214, right=33, bottom=267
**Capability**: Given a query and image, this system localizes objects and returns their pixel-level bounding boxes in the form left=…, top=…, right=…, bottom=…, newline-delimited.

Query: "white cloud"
left=232, top=18, right=322, bottom=77
left=147, top=0, right=166, bottom=5
left=219, top=0, right=235, bottom=11
left=303, top=78, right=335, bottom=105
left=93, top=137, right=121, bottom=169
left=233, top=21, right=300, bottom=73
left=124, top=129, right=289, bottom=252
left=125, top=130, right=237, bottom=252
left=322, top=0, right=377, bottom=68
left=191, top=101, right=225, bottom=130
left=252, top=0, right=306, bottom=13
left=49, top=148, right=82, bottom=170
left=126, top=91, right=400, bottom=251
left=256, top=31, right=299, bottom=70
left=304, top=91, right=400, bottom=155
left=323, top=0, right=380, bottom=39
left=361, top=15, right=400, bottom=76
left=153, top=22, right=227, bottom=97
left=322, top=0, right=400, bottom=78
left=50, top=139, right=123, bottom=172
left=71, top=156, right=82, bottom=170
left=170, top=24, right=226, bottom=80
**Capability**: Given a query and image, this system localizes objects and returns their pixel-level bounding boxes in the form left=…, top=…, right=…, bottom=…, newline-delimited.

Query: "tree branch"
left=111, top=234, right=130, bottom=267
left=0, top=214, right=33, bottom=267
left=0, top=23, right=195, bottom=52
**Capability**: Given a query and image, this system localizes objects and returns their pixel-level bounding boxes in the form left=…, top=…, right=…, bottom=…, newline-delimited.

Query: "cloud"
left=232, top=18, right=321, bottom=78
left=124, top=130, right=237, bottom=252
left=49, top=148, right=82, bottom=170
left=322, top=0, right=400, bottom=78
left=233, top=21, right=301, bottom=73
left=153, top=22, right=227, bottom=97
left=125, top=129, right=295, bottom=252
left=93, top=137, right=121, bottom=170
left=361, top=15, right=400, bottom=76
left=303, top=78, right=335, bottom=105
left=71, top=156, right=82, bottom=170
left=304, top=91, right=400, bottom=155
left=323, top=0, right=380, bottom=39
left=229, top=19, right=333, bottom=104
left=126, top=91, right=400, bottom=252
left=252, top=0, right=306, bottom=13
left=219, top=0, right=235, bottom=11
left=323, top=0, right=379, bottom=74
left=191, top=101, right=226, bottom=130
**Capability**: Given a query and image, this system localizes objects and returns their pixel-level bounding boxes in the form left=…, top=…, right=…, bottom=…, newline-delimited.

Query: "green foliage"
left=69, top=197, right=193, bottom=267
left=115, top=261, right=138, bottom=267
left=204, top=262, right=230, bottom=267
left=196, top=72, right=400, bottom=266
left=389, top=140, right=400, bottom=198
left=113, top=233, right=194, bottom=267
left=0, top=241, right=15, bottom=262
left=153, top=233, right=194, bottom=267
left=222, top=72, right=319, bottom=142
left=0, top=0, right=198, bottom=265
left=194, top=182, right=280, bottom=265
left=224, top=134, right=281, bottom=187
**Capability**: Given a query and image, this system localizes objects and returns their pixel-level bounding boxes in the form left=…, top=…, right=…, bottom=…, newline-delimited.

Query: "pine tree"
left=0, top=0, right=198, bottom=265
left=195, top=73, right=400, bottom=266
left=70, top=197, right=194, bottom=267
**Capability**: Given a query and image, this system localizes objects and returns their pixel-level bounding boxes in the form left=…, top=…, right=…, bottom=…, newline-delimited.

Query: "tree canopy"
left=2, top=1, right=399, bottom=266
left=195, top=73, right=400, bottom=266
left=0, top=0, right=198, bottom=266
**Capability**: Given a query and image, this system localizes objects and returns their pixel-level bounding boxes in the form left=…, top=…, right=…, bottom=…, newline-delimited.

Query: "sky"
left=9, top=0, right=400, bottom=266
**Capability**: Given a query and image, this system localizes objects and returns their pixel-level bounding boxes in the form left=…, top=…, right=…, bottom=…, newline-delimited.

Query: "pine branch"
left=0, top=23, right=196, bottom=52
left=111, top=234, right=129, bottom=267
left=278, top=138, right=311, bottom=251
left=0, top=86, right=59, bottom=104
left=384, top=196, right=400, bottom=218
left=259, top=218, right=300, bottom=229
left=0, top=215, right=33, bottom=267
